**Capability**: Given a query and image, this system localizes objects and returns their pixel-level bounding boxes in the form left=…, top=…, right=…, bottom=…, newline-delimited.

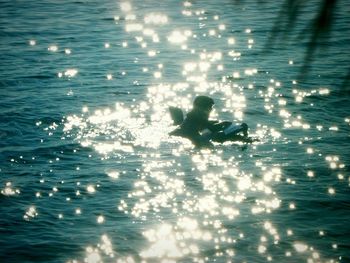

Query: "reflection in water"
left=23, top=206, right=38, bottom=221
left=1, top=182, right=20, bottom=196
left=43, top=1, right=349, bottom=263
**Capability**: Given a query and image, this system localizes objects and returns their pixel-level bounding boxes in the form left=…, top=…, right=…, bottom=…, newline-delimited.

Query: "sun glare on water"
left=51, top=1, right=349, bottom=263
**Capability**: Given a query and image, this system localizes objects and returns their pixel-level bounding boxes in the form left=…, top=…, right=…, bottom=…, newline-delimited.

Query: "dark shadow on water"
left=276, top=1, right=335, bottom=76
left=297, top=0, right=337, bottom=81
left=249, top=0, right=349, bottom=89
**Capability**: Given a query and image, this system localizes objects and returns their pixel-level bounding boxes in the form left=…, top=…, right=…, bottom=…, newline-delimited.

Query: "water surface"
left=1, top=0, right=350, bottom=262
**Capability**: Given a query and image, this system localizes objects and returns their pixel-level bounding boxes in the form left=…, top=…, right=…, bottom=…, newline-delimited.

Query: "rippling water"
left=1, top=0, right=350, bottom=262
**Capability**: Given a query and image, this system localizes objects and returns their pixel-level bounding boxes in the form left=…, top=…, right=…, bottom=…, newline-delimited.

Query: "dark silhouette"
left=262, top=0, right=348, bottom=86
left=299, top=0, right=337, bottom=80
left=169, top=96, right=256, bottom=148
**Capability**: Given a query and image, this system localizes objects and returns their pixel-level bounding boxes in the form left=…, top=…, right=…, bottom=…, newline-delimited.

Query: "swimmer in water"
left=169, top=96, right=255, bottom=148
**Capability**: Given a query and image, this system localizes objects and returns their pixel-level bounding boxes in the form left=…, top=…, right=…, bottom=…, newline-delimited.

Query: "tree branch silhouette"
left=257, top=0, right=348, bottom=90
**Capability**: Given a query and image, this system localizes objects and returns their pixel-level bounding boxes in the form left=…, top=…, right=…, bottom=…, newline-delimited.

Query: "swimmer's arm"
left=208, top=121, right=232, bottom=132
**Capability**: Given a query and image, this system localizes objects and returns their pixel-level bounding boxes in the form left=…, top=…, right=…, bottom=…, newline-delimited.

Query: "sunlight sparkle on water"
left=64, top=69, right=78, bottom=78
left=48, top=45, right=58, bottom=52
left=56, top=1, right=348, bottom=262
left=87, top=185, right=96, bottom=193
left=107, top=171, right=120, bottom=179
left=328, top=187, right=336, bottom=195
left=148, top=50, right=157, bottom=57
left=141, top=224, right=182, bottom=259
left=168, top=30, right=191, bottom=44
left=120, top=2, right=132, bottom=12
left=125, top=23, right=143, bottom=32
left=227, top=37, right=235, bottom=45
left=293, top=242, right=308, bottom=253
left=125, top=14, right=136, bottom=21
left=97, top=215, right=105, bottom=224
left=23, top=206, right=38, bottom=221
left=153, top=70, right=162, bottom=78
left=85, top=247, right=101, bottom=263
left=1, top=182, right=20, bottom=196
left=144, top=13, right=168, bottom=24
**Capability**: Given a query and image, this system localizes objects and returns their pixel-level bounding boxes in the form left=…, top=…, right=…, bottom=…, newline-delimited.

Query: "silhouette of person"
left=169, top=96, right=254, bottom=148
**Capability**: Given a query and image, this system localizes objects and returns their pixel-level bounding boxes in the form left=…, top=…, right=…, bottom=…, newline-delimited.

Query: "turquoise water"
left=1, top=0, right=349, bottom=262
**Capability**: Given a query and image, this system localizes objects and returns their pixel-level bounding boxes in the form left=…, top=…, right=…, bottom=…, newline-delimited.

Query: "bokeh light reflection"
left=57, top=1, right=349, bottom=263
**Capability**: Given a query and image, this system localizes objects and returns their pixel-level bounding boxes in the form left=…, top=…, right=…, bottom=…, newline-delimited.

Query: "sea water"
left=1, top=0, right=349, bottom=262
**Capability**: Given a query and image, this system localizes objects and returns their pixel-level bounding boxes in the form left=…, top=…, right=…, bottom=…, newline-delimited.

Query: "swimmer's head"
left=193, top=96, right=214, bottom=111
